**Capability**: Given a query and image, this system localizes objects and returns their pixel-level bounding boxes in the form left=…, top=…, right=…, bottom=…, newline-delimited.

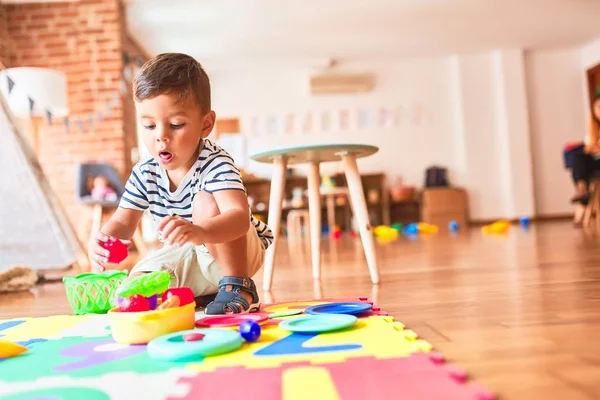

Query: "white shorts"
left=129, top=226, right=265, bottom=297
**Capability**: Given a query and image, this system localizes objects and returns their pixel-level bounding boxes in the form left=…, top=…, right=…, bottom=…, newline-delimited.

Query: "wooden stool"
left=583, top=177, right=600, bottom=228
left=251, top=143, right=380, bottom=290
left=286, top=209, right=310, bottom=243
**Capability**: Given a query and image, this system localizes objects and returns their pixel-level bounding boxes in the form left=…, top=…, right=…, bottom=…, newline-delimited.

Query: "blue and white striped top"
left=119, top=139, right=273, bottom=249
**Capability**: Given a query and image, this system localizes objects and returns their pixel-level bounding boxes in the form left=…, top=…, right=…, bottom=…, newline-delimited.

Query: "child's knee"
left=193, top=191, right=220, bottom=222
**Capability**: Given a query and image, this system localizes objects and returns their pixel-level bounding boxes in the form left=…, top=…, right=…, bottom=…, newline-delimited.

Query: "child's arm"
left=158, top=189, right=249, bottom=246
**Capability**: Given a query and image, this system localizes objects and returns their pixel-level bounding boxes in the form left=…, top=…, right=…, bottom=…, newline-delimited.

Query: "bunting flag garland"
left=0, top=50, right=148, bottom=134
left=7, top=75, right=14, bottom=94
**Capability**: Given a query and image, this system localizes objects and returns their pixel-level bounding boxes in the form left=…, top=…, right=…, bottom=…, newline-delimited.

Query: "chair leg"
left=307, top=162, right=322, bottom=280
left=341, top=153, right=379, bottom=284
left=262, top=156, right=288, bottom=291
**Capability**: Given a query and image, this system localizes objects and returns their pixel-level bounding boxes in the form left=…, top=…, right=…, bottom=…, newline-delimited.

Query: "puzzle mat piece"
left=168, top=353, right=495, bottom=400
left=0, top=335, right=181, bottom=382
left=186, top=315, right=431, bottom=372
left=0, top=315, right=110, bottom=342
left=0, top=368, right=195, bottom=400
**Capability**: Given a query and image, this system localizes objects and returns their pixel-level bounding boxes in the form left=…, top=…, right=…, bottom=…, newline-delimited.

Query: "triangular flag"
left=64, top=116, right=70, bottom=133
left=28, top=97, right=35, bottom=113
left=45, top=109, right=52, bottom=125
left=7, top=75, right=14, bottom=94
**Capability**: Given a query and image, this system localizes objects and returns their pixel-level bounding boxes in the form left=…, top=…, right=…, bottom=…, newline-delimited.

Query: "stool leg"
left=341, top=153, right=379, bottom=284
left=263, top=156, right=288, bottom=291
left=326, top=194, right=335, bottom=237
left=307, top=162, right=322, bottom=280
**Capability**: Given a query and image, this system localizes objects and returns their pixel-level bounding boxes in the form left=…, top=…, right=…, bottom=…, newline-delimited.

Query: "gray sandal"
left=205, top=276, right=260, bottom=315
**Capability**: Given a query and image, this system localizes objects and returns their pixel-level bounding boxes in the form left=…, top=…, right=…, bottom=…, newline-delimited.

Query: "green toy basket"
left=63, top=270, right=128, bottom=315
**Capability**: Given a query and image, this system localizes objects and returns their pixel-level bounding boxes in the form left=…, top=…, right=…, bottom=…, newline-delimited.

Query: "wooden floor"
left=2, top=220, right=600, bottom=399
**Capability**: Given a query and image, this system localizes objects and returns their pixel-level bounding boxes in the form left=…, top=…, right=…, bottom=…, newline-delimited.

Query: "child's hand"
left=88, top=232, right=131, bottom=272
left=158, top=216, right=203, bottom=246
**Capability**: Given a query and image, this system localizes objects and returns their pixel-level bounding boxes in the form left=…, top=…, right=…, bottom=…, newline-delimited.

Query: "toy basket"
left=63, top=270, right=128, bottom=315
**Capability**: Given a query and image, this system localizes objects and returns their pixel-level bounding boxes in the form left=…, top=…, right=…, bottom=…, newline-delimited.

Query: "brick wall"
left=0, top=4, right=9, bottom=65
left=4, top=0, right=133, bottom=245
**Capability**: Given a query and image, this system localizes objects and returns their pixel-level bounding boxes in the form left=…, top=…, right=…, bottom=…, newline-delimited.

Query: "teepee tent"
left=0, top=67, right=86, bottom=277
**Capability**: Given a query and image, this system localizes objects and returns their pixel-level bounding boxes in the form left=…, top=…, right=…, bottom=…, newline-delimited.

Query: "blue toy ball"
left=239, top=320, right=261, bottom=342
left=402, top=223, right=419, bottom=235
left=520, top=216, right=530, bottom=228
left=448, top=221, right=459, bottom=232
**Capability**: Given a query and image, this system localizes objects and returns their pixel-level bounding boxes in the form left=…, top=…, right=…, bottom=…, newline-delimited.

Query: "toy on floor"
left=101, top=237, right=128, bottom=264
left=373, top=225, right=399, bottom=241
left=482, top=220, right=511, bottom=234
left=147, top=328, right=243, bottom=362
left=305, top=301, right=372, bottom=316
left=279, top=314, right=357, bottom=333
left=195, top=313, right=268, bottom=328
left=403, top=222, right=439, bottom=235
left=0, top=340, right=27, bottom=358
left=449, top=220, right=459, bottom=232
left=520, top=216, right=530, bottom=229
left=239, top=320, right=262, bottom=342
left=63, top=270, right=128, bottom=315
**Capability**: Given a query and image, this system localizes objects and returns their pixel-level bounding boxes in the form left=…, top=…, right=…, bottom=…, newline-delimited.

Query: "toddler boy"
left=88, top=53, right=273, bottom=315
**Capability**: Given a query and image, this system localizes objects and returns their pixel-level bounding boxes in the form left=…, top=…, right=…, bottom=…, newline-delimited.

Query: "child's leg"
left=193, top=191, right=263, bottom=314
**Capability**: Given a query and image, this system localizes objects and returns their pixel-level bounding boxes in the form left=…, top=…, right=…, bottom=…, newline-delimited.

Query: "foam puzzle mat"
left=0, top=298, right=494, bottom=399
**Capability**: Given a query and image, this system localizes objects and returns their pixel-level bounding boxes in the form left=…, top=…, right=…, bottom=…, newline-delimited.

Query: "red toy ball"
left=120, top=294, right=150, bottom=312
left=101, top=237, right=128, bottom=264
left=162, top=287, right=195, bottom=306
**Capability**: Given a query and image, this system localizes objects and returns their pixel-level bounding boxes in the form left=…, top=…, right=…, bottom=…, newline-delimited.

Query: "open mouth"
left=158, top=151, right=174, bottom=164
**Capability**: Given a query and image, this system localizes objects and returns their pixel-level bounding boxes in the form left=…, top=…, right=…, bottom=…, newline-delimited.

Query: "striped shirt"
left=119, top=139, right=273, bottom=249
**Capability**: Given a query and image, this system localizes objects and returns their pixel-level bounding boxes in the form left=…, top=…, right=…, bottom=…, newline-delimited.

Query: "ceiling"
left=125, top=0, right=600, bottom=69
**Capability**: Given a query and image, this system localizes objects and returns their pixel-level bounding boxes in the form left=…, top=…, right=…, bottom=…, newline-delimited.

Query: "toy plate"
left=195, top=313, right=269, bottom=328
left=304, top=302, right=372, bottom=316
left=147, top=329, right=241, bottom=361
left=279, top=314, right=357, bottom=333
left=269, top=309, right=303, bottom=319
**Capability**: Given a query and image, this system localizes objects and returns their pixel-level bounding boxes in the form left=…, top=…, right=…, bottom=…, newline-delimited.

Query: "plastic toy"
left=391, top=222, right=403, bottom=232
left=268, top=309, right=303, bottom=319
left=108, top=302, right=196, bottom=344
left=183, top=332, right=206, bottom=342
left=482, top=220, right=511, bottom=234
left=305, top=302, right=372, bottom=316
left=147, top=328, right=242, bottom=362
left=239, top=320, right=261, bottom=342
left=373, top=225, right=399, bottom=241
left=157, top=295, right=180, bottom=310
left=119, top=294, right=150, bottom=312
left=449, top=221, right=459, bottom=232
left=101, top=237, right=128, bottom=264
left=117, top=271, right=172, bottom=298
left=418, top=222, right=439, bottom=234
left=63, top=270, right=127, bottom=315
left=195, top=314, right=269, bottom=328
left=279, top=314, right=357, bottom=334
left=147, top=294, right=158, bottom=310
left=162, top=287, right=195, bottom=306
left=0, top=340, right=28, bottom=358
left=520, top=216, right=530, bottom=228
left=403, top=223, right=419, bottom=235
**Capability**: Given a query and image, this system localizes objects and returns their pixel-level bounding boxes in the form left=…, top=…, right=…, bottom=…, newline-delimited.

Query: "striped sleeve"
left=118, top=164, right=150, bottom=211
left=201, top=152, right=246, bottom=193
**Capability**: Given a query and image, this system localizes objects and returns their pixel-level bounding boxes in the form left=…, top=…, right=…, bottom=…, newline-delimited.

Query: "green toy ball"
left=391, top=223, right=404, bottom=232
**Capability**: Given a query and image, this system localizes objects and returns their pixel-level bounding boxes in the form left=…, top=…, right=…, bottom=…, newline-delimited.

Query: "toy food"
left=117, top=271, right=172, bottom=298
left=120, top=294, right=150, bottom=312
left=101, top=237, right=128, bottom=264
left=0, top=340, right=27, bottom=358
left=162, top=287, right=194, bottom=306
left=157, top=295, right=180, bottom=310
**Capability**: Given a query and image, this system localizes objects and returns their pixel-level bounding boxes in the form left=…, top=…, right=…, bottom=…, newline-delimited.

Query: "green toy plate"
left=269, top=309, right=303, bottom=319
left=279, top=314, right=357, bottom=333
left=147, top=328, right=242, bottom=362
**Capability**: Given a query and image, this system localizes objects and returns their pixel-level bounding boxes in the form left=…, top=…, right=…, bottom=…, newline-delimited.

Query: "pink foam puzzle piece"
left=169, top=354, right=494, bottom=400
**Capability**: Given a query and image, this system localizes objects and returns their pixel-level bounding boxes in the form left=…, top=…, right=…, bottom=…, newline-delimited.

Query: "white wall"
left=209, top=48, right=587, bottom=220
left=525, top=48, right=587, bottom=216
left=582, top=36, right=600, bottom=70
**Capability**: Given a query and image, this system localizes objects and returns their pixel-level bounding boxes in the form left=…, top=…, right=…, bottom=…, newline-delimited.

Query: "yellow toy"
left=482, top=220, right=511, bottom=234
left=0, top=340, right=28, bottom=358
left=373, top=225, right=399, bottom=242
left=417, top=223, right=438, bottom=234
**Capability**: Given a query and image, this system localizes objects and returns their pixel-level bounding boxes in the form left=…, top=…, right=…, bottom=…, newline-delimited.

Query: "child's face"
left=136, top=92, right=215, bottom=172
